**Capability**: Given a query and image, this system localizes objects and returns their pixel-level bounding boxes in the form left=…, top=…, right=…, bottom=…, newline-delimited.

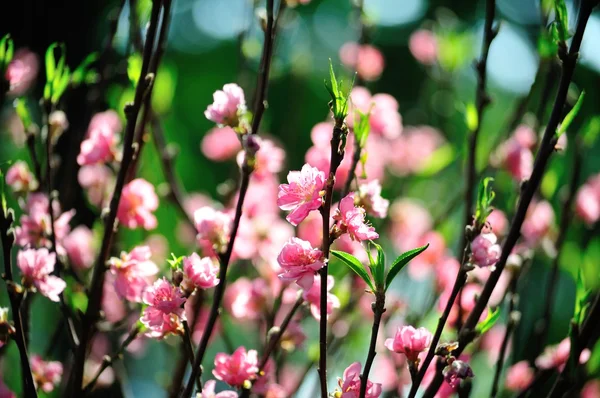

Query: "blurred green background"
left=1, top=0, right=600, bottom=396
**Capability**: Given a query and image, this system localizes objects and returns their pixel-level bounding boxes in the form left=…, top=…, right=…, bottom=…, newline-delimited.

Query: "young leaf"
left=167, top=253, right=185, bottom=269
left=331, top=250, right=374, bottom=292
left=354, top=110, right=371, bottom=149
left=556, top=90, right=585, bottom=138
left=45, top=43, right=58, bottom=84
left=368, top=241, right=386, bottom=290
left=71, top=52, right=99, bottom=85
left=128, top=53, right=143, bottom=86
left=14, top=98, right=32, bottom=130
left=581, top=116, right=600, bottom=148
left=574, top=267, right=591, bottom=326
left=554, top=0, right=569, bottom=42
left=475, top=306, right=500, bottom=334
left=465, top=102, right=478, bottom=131
left=474, top=177, right=495, bottom=227
left=384, top=244, right=429, bottom=292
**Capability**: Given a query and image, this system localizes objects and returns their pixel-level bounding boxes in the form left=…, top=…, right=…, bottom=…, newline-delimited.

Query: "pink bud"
left=201, top=126, right=241, bottom=161
left=205, top=83, right=246, bottom=127
left=384, top=325, right=433, bottom=362
left=470, top=233, right=501, bottom=268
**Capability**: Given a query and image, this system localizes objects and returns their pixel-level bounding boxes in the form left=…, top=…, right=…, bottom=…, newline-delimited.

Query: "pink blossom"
left=357, top=180, right=389, bottom=218
left=5, top=49, right=39, bottom=96
left=486, top=209, right=508, bottom=237
left=30, top=355, right=62, bottom=393
left=388, top=126, right=445, bottom=176
left=89, top=110, right=122, bottom=135
left=409, top=30, right=438, bottom=65
left=199, top=380, right=239, bottom=398
left=582, top=380, right=600, bottom=398
left=205, top=83, right=246, bottom=127
left=144, top=313, right=184, bottom=339
left=442, top=359, right=473, bottom=389
left=334, top=193, right=379, bottom=241
left=224, top=278, right=269, bottom=321
left=102, top=274, right=126, bottom=323
left=194, top=206, right=232, bottom=253
left=0, top=379, right=15, bottom=398
left=470, top=233, right=501, bottom=268
left=63, top=225, right=95, bottom=270
left=277, top=164, right=326, bottom=226
left=434, top=256, right=460, bottom=293
left=213, top=346, right=259, bottom=387
left=78, top=164, right=113, bottom=207
left=350, top=87, right=402, bottom=140
left=535, top=337, right=590, bottom=371
left=77, top=121, right=120, bottom=165
left=141, top=278, right=186, bottom=330
left=504, top=142, right=533, bottom=181
left=339, top=42, right=385, bottom=81
left=336, top=362, right=382, bottom=398
left=182, top=253, right=220, bottom=290
left=480, top=325, right=510, bottom=364
left=505, top=361, right=533, bottom=392
left=17, top=248, right=66, bottom=302
left=201, top=126, right=242, bottom=161
left=521, top=200, right=554, bottom=245
left=576, top=184, right=600, bottom=225
left=14, top=193, right=75, bottom=255
left=513, top=125, right=537, bottom=149
left=234, top=213, right=294, bottom=266
left=109, top=246, right=159, bottom=302
left=385, top=325, right=432, bottom=362
left=277, top=237, right=324, bottom=289
left=303, top=275, right=340, bottom=320
left=117, top=178, right=159, bottom=230
left=5, top=160, right=37, bottom=193
left=389, top=199, right=432, bottom=253
left=237, top=137, right=285, bottom=179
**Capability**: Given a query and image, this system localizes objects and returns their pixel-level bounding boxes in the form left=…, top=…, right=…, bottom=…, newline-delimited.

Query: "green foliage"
left=128, top=53, right=143, bottom=86
left=475, top=306, right=500, bottom=334
left=14, top=98, right=33, bottom=130
left=538, top=29, right=558, bottom=58
left=324, top=59, right=354, bottom=122
left=354, top=110, right=371, bottom=149
left=71, top=52, right=99, bottom=86
left=331, top=250, right=375, bottom=292
left=416, top=144, right=455, bottom=177
left=0, top=33, right=14, bottom=75
left=573, top=267, right=592, bottom=327
left=556, top=90, right=585, bottom=138
left=152, top=62, right=178, bottom=115
left=384, top=244, right=429, bottom=292
left=366, top=241, right=385, bottom=290
left=581, top=116, right=600, bottom=148
left=465, top=102, right=478, bottom=131
left=44, top=43, right=71, bottom=104
left=474, top=177, right=495, bottom=228
left=167, top=253, right=185, bottom=269
left=437, top=30, right=474, bottom=72
left=553, top=0, right=570, bottom=43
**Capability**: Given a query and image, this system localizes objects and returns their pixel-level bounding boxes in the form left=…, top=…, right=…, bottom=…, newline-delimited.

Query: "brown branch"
left=359, top=292, right=385, bottom=398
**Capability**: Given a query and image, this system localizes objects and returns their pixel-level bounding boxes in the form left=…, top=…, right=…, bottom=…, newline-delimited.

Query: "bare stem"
left=68, top=0, right=165, bottom=393
left=359, top=292, right=385, bottom=398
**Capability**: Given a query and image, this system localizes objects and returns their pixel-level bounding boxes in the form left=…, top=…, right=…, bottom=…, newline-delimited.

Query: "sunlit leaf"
left=474, top=177, right=495, bottom=227
left=368, top=241, right=385, bottom=290
left=557, top=90, right=585, bottom=138
left=128, top=53, right=143, bottom=86
left=71, top=52, right=99, bottom=85
left=554, top=0, right=569, bottom=42
left=14, top=98, right=32, bottom=130
left=581, top=116, right=600, bottom=148
left=465, top=102, right=478, bottom=131
left=385, top=244, right=429, bottom=292
left=475, top=306, right=500, bottom=334
left=331, top=250, right=374, bottom=292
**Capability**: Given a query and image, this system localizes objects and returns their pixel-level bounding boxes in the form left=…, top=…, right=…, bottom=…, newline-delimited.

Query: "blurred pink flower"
left=334, top=193, right=379, bottom=242
left=102, top=274, right=127, bottom=323
left=357, top=180, right=389, bottom=218
left=434, top=256, right=460, bottom=293
left=141, top=278, right=186, bottom=331
left=5, top=49, right=39, bottom=96
left=336, top=362, right=382, bottom=398
left=205, top=83, right=246, bottom=127
left=303, top=275, right=340, bottom=320
left=109, top=246, right=159, bottom=302
left=389, top=199, right=432, bottom=253
left=238, top=175, right=281, bottom=218
left=505, top=361, right=533, bottom=392
left=78, top=164, right=113, bottom=207
left=409, top=30, right=438, bottom=65
left=504, top=142, right=533, bottom=181
left=213, top=346, right=259, bottom=387
left=5, top=160, right=37, bottom=193
left=385, top=325, right=432, bottom=362
left=486, top=209, right=508, bottom=237
left=77, top=121, right=120, bottom=165
left=89, top=110, right=122, bottom=134
left=350, top=87, right=402, bottom=139
left=225, top=278, right=269, bottom=321
left=576, top=184, right=600, bottom=225
left=201, top=126, right=241, bottom=161
left=199, top=380, right=239, bottom=398
left=17, top=248, right=66, bottom=302
left=30, top=355, right=62, bottom=393
left=470, top=232, right=501, bottom=268
left=63, top=225, right=95, bottom=270
left=535, top=337, right=590, bottom=371
left=237, top=137, right=285, bottom=179
left=582, top=380, right=600, bottom=398
left=117, top=178, right=159, bottom=230
left=14, top=193, right=75, bottom=255
left=182, top=253, right=220, bottom=290
left=442, top=359, right=473, bottom=389
left=194, top=206, right=232, bottom=253
left=479, top=325, right=510, bottom=364
left=277, top=164, right=326, bottom=226
left=339, top=42, right=385, bottom=81
left=388, top=126, right=444, bottom=176
left=0, top=379, right=15, bottom=398
left=277, top=237, right=324, bottom=289
left=407, top=231, right=445, bottom=280
left=521, top=200, right=554, bottom=245
left=513, top=125, right=537, bottom=149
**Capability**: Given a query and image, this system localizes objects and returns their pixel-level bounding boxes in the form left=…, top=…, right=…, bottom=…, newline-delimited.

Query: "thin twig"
left=421, top=3, right=594, bottom=396
left=180, top=3, right=281, bottom=396
left=68, top=0, right=165, bottom=393
left=359, top=292, right=386, bottom=398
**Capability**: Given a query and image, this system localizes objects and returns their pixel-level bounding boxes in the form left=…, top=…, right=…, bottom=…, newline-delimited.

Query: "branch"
left=359, top=292, right=385, bottom=398
left=0, top=206, right=37, bottom=397
left=420, top=3, right=594, bottom=396
left=68, top=0, right=166, bottom=393
left=180, top=2, right=282, bottom=396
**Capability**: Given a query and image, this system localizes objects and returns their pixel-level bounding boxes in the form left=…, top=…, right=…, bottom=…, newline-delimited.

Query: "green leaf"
left=167, top=253, right=185, bottom=269
left=128, top=53, right=143, bottom=86
left=368, top=241, right=385, bottom=290
left=475, top=306, right=500, bottom=334
left=45, top=43, right=59, bottom=85
left=71, top=52, right=99, bottom=85
left=538, top=29, right=558, bottom=58
left=51, top=65, right=70, bottom=104
left=324, top=59, right=354, bottom=121
left=554, top=0, right=569, bottom=42
left=0, top=34, right=14, bottom=70
left=556, top=90, right=585, bottom=138
left=581, top=116, right=600, bottom=149
left=385, top=244, right=429, bottom=292
left=354, top=110, right=371, bottom=149
left=331, top=250, right=374, bottom=292
left=14, top=98, right=32, bottom=130
left=474, top=177, right=495, bottom=227
left=416, top=144, right=455, bottom=177
left=574, top=267, right=592, bottom=326
left=465, top=102, right=478, bottom=131
left=328, top=59, right=339, bottom=99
